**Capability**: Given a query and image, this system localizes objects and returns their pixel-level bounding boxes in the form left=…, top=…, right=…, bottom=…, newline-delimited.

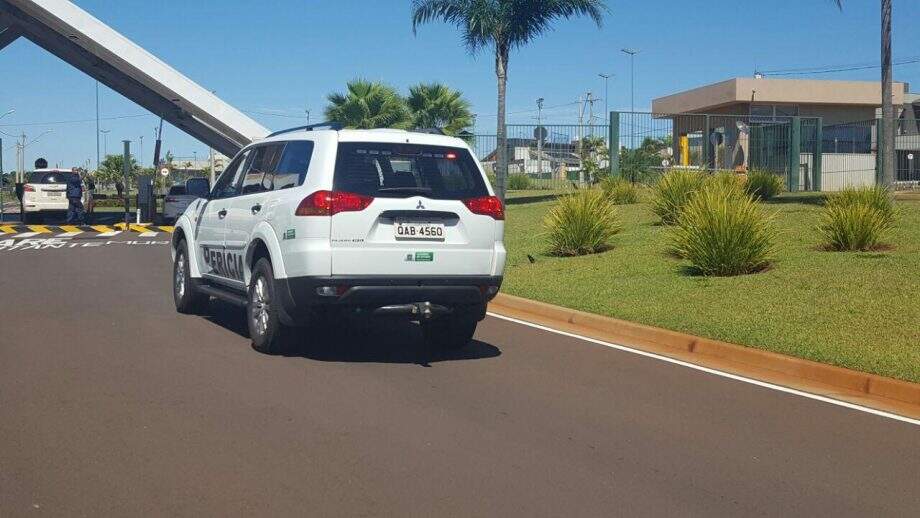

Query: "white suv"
left=170, top=125, right=506, bottom=354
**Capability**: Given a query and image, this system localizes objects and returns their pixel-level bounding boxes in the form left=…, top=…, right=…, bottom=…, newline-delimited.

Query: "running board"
left=198, top=284, right=247, bottom=307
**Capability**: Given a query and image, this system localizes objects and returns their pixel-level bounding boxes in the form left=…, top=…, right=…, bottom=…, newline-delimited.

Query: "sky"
left=1, top=0, right=918, bottom=170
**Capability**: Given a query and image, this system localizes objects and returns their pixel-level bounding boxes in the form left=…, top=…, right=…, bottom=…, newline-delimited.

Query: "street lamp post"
left=100, top=129, right=110, bottom=158
left=620, top=48, right=639, bottom=147
left=598, top=73, right=612, bottom=119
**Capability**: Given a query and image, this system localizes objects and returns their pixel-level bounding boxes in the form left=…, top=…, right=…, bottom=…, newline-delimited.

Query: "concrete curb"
left=489, top=293, right=920, bottom=420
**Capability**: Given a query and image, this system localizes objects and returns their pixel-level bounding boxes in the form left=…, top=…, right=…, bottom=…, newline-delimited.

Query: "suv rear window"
left=30, top=172, right=78, bottom=184
left=333, top=143, right=487, bottom=200
left=168, top=185, right=187, bottom=196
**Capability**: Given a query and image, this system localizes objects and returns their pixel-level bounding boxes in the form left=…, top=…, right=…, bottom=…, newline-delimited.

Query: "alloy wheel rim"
left=175, top=253, right=186, bottom=299
left=252, top=277, right=270, bottom=335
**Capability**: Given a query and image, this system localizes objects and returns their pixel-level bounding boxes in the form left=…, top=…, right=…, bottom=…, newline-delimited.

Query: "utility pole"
left=306, top=109, right=311, bottom=125
left=536, top=98, right=544, bottom=178
left=139, top=135, right=144, bottom=165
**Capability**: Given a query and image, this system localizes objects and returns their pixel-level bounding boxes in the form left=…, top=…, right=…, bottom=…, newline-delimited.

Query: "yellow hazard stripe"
left=0, top=225, right=17, bottom=234
left=157, top=226, right=175, bottom=233
left=59, top=225, right=82, bottom=233
left=91, top=225, right=115, bottom=233
left=27, top=225, right=52, bottom=233
left=129, top=224, right=151, bottom=233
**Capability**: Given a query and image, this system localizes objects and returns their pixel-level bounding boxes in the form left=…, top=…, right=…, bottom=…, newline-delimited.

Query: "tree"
left=407, top=82, right=474, bottom=135
left=412, top=0, right=607, bottom=199
left=324, top=79, right=412, bottom=129
left=96, top=153, right=140, bottom=194
left=834, top=1, right=893, bottom=186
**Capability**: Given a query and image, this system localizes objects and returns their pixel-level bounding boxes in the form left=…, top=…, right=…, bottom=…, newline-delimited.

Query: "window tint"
left=239, top=144, right=284, bottom=195
left=273, top=140, right=314, bottom=190
left=31, top=172, right=79, bottom=184
left=333, top=143, right=487, bottom=200
left=168, top=185, right=186, bottom=195
left=185, top=177, right=210, bottom=198
left=212, top=150, right=250, bottom=198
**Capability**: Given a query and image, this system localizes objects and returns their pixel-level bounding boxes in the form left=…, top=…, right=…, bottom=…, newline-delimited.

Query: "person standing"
left=83, top=172, right=96, bottom=223
left=65, top=172, right=85, bottom=224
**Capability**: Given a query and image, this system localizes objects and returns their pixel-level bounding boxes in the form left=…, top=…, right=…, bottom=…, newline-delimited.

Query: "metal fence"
left=468, top=124, right=610, bottom=194
left=469, top=113, right=920, bottom=195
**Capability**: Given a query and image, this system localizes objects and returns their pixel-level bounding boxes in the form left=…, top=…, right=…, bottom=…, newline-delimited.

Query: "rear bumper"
left=274, top=275, right=502, bottom=324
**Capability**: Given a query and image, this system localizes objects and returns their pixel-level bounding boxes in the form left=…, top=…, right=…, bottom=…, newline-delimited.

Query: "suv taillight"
left=296, top=190, right=374, bottom=216
left=463, top=196, right=504, bottom=220
left=23, top=184, right=35, bottom=192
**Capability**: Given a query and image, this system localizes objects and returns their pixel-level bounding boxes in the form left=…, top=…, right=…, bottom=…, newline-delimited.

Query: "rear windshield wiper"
left=378, top=187, right=433, bottom=194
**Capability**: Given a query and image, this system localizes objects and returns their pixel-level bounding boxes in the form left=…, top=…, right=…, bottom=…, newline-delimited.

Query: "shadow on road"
left=203, top=300, right=501, bottom=366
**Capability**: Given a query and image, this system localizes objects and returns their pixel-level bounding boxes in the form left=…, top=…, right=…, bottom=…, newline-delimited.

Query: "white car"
left=162, top=178, right=209, bottom=223
left=170, top=125, right=506, bottom=354
left=21, top=168, right=89, bottom=223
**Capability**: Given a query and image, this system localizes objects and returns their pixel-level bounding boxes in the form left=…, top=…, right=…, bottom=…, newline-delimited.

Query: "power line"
left=476, top=101, right=580, bottom=118
left=0, top=113, right=151, bottom=127
left=760, top=56, right=920, bottom=76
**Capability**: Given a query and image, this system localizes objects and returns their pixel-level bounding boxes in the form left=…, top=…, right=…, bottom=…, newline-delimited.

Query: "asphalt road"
left=1, top=239, right=918, bottom=517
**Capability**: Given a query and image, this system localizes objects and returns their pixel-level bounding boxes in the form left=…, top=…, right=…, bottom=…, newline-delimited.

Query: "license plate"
left=46, top=192, right=63, bottom=197
left=394, top=221, right=445, bottom=240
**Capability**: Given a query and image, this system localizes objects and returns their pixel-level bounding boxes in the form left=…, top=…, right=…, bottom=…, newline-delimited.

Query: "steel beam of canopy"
left=0, top=19, right=22, bottom=50
left=0, top=0, right=268, bottom=157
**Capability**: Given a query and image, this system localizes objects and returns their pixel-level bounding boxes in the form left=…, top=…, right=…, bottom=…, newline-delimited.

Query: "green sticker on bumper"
left=414, top=252, right=434, bottom=262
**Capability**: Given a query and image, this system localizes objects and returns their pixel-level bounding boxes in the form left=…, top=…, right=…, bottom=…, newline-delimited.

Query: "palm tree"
left=833, top=0, right=893, bottom=186
left=411, top=0, right=607, bottom=200
left=407, top=82, right=474, bottom=135
left=324, top=79, right=412, bottom=129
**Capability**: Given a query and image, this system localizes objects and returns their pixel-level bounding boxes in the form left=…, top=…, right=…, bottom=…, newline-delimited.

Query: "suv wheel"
left=173, top=240, right=209, bottom=314
left=422, top=314, right=478, bottom=350
left=248, top=258, right=291, bottom=354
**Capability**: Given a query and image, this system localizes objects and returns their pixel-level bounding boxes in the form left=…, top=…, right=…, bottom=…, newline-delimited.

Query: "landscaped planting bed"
left=501, top=194, right=920, bottom=382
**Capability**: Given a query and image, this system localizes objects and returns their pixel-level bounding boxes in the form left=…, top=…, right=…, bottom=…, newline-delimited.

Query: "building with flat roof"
left=652, top=77, right=915, bottom=125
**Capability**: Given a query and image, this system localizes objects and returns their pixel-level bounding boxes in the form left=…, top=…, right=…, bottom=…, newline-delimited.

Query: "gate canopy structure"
left=0, top=0, right=269, bottom=157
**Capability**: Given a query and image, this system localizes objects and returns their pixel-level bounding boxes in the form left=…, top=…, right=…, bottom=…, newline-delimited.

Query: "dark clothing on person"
left=66, top=176, right=85, bottom=224
left=66, top=199, right=85, bottom=224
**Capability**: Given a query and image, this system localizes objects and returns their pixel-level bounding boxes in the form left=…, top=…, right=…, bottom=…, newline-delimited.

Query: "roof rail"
left=267, top=122, right=344, bottom=138
left=412, top=127, right=446, bottom=135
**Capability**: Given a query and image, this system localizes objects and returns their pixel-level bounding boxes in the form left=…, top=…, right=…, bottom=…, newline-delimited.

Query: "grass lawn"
left=502, top=194, right=920, bottom=383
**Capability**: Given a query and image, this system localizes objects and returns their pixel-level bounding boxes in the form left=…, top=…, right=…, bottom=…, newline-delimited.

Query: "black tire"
left=422, top=314, right=478, bottom=350
left=173, top=240, right=209, bottom=314
left=248, top=258, right=291, bottom=355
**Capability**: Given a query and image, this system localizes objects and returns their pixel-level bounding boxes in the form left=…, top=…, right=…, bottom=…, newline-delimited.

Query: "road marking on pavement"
left=138, top=231, right=158, bottom=237
left=57, top=225, right=83, bottom=237
left=28, top=225, right=52, bottom=233
left=487, top=312, right=920, bottom=427
left=91, top=225, right=114, bottom=233
left=96, top=230, right=122, bottom=237
left=0, top=225, right=17, bottom=234
left=14, top=232, right=40, bottom=238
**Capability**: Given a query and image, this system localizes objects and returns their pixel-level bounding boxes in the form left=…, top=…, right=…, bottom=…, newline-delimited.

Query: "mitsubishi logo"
left=416, top=200, right=425, bottom=210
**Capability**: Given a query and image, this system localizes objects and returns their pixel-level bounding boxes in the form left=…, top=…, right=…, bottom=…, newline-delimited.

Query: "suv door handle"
left=251, top=204, right=262, bottom=214
left=218, top=208, right=227, bottom=218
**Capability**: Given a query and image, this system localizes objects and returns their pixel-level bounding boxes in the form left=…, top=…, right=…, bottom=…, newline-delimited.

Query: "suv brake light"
left=23, top=184, right=35, bottom=192
left=463, top=196, right=504, bottom=220
left=296, top=190, right=374, bottom=216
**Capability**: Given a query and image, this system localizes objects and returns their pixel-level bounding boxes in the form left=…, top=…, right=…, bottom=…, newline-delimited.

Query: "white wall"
left=820, top=153, right=876, bottom=191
